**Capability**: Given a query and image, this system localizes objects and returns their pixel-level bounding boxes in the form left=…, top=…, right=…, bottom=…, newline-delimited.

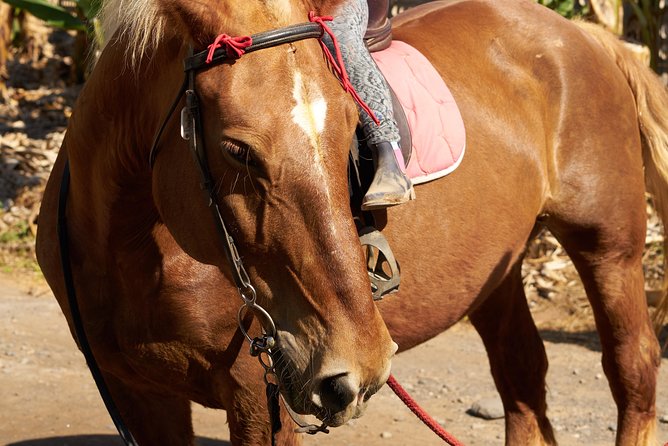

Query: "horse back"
left=376, top=0, right=646, bottom=350
left=391, top=0, right=643, bottom=207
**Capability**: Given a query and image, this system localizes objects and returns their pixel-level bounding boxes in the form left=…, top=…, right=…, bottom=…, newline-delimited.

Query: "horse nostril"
left=317, top=373, right=357, bottom=413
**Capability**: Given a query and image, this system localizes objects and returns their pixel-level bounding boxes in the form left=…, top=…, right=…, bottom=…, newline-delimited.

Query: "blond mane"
left=97, top=0, right=346, bottom=68
left=99, top=0, right=166, bottom=67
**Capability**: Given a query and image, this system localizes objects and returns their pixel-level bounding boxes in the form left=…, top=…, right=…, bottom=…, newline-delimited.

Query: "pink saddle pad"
left=372, top=41, right=466, bottom=184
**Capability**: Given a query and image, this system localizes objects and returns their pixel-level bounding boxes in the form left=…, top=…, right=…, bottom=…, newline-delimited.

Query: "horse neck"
left=64, top=33, right=185, bottom=263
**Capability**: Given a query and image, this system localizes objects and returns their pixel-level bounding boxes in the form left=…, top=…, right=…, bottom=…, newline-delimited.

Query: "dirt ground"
left=1, top=273, right=667, bottom=446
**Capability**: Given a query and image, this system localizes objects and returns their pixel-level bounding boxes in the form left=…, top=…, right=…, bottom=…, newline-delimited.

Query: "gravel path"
left=1, top=277, right=667, bottom=446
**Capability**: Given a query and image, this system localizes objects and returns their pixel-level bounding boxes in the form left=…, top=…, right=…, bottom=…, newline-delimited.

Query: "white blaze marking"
left=291, top=71, right=327, bottom=154
left=290, top=70, right=337, bottom=226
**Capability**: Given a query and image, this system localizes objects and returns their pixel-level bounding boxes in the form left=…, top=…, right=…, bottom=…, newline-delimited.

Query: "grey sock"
left=323, top=0, right=401, bottom=145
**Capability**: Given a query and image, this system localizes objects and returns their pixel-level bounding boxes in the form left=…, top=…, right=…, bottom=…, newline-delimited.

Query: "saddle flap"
left=390, top=86, right=412, bottom=168
left=364, top=16, right=392, bottom=52
left=364, top=0, right=392, bottom=52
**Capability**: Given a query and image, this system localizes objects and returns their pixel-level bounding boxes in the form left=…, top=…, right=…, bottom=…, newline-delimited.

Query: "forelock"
left=99, top=0, right=165, bottom=68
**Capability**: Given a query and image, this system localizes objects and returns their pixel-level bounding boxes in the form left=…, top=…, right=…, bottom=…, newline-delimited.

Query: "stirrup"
left=359, top=226, right=401, bottom=300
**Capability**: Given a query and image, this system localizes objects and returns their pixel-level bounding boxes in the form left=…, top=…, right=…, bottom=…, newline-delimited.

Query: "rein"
left=57, top=164, right=138, bottom=446
left=387, top=375, right=464, bottom=446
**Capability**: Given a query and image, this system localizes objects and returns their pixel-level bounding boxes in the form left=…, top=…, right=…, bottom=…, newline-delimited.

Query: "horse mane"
left=98, top=0, right=346, bottom=68
left=99, top=0, right=165, bottom=67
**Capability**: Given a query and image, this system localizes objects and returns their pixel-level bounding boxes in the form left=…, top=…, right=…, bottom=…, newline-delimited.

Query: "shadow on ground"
left=6, top=435, right=230, bottom=446
left=540, top=326, right=668, bottom=358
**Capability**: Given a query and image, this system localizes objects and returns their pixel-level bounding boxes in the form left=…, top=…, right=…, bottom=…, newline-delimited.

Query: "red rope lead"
left=206, top=34, right=253, bottom=63
left=387, top=374, right=465, bottom=446
left=308, top=12, right=380, bottom=125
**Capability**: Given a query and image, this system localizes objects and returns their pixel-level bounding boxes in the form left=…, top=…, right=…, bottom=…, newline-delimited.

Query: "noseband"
left=58, top=16, right=361, bottom=446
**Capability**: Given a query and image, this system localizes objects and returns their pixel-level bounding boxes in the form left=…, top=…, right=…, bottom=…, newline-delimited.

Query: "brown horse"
left=36, top=0, right=668, bottom=445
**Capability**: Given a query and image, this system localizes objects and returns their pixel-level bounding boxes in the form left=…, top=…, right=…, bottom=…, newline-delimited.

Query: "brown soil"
left=1, top=274, right=667, bottom=446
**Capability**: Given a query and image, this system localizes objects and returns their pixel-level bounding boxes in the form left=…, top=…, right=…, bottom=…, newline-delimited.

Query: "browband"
left=184, top=22, right=324, bottom=72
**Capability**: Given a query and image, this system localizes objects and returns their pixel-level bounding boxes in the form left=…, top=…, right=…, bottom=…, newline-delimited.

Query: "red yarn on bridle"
left=206, top=34, right=253, bottom=63
left=308, top=12, right=380, bottom=125
left=203, top=13, right=380, bottom=126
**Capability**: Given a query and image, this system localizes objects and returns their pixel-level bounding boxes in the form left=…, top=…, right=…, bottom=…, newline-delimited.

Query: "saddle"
left=365, top=0, right=394, bottom=52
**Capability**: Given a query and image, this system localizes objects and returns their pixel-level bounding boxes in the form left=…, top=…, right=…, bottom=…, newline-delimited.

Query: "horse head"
left=130, top=0, right=397, bottom=427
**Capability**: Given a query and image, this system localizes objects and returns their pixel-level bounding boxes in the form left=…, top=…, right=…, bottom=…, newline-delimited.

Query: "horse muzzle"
left=274, top=335, right=397, bottom=427
left=309, top=371, right=386, bottom=426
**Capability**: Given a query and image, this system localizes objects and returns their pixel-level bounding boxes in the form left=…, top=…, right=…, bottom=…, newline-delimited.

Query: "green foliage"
left=0, top=220, right=30, bottom=244
left=537, top=0, right=590, bottom=18
left=10, top=8, right=22, bottom=45
left=1, top=0, right=102, bottom=37
left=625, top=0, right=663, bottom=70
left=2, top=0, right=85, bottom=30
left=76, top=0, right=101, bottom=20
left=0, top=212, right=39, bottom=274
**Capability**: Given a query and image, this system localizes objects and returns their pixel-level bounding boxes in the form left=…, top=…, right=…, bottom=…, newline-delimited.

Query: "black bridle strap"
left=185, top=22, right=324, bottom=71
left=181, top=70, right=251, bottom=292
left=57, top=162, right=139, bottom=446
left=157, top=23, right=334, bottom=436
left=147, top=76, right=188, bottom=168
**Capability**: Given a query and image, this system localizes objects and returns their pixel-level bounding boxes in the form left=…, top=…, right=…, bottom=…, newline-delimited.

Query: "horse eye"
left=221, top=140, right=254, bottom=166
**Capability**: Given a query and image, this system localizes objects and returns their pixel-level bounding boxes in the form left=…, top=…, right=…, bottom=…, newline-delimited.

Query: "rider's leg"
left=326, top=0, right=415, bottom=210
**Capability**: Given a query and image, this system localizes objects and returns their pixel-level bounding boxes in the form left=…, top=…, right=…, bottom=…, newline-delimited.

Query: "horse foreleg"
left=554, top=223, right=660, bottom=446
left=469, top=262, right=556, bottom=446
left=104, top=373, right=195, bottom=446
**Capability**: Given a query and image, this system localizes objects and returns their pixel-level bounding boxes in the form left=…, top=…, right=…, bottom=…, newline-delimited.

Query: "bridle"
left=58, top=14, right=367, bottom=446
left=148, top=17, right=337, bottom=440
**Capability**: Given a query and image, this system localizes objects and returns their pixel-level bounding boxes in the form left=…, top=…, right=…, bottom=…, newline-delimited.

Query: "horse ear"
left=159, top=0, right=227, bottom=48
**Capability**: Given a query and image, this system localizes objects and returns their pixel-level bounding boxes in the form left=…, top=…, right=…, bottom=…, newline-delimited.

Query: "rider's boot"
left=361, top=141, right=415, bottom=210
